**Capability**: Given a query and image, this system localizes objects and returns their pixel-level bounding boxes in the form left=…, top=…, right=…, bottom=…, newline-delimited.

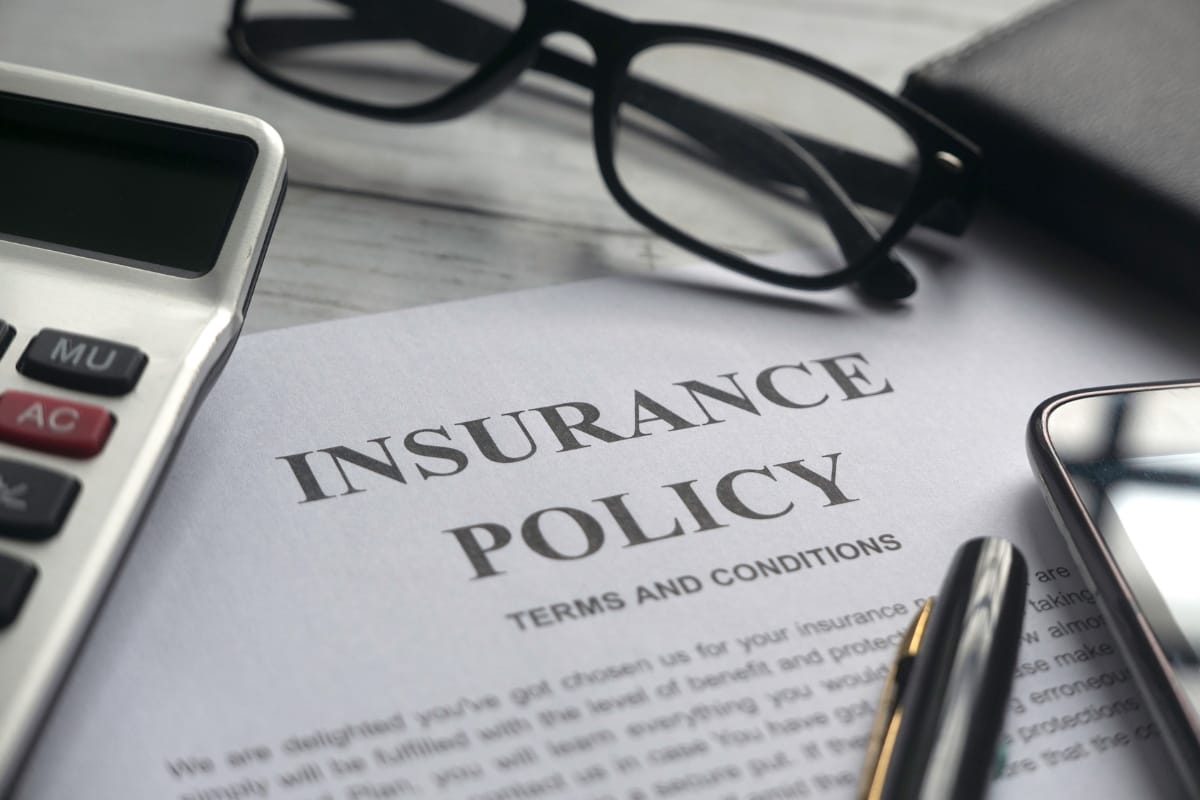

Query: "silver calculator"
left=0, top=62, right=286, bottom=792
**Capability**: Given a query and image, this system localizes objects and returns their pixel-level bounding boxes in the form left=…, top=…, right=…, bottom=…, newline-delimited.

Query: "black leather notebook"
left=901, top=0, right=1200, bottom=303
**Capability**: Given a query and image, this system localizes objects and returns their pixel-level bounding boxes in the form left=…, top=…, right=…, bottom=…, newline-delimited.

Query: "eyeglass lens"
left=614, top=44, right=920, bottom=278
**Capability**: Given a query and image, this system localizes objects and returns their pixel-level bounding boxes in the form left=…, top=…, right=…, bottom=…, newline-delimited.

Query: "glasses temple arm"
left=780, top=136, right=971, bottom=234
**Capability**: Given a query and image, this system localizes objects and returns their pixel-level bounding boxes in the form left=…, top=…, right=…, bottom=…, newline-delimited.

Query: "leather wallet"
left=901, top=0, right=1200, bottom=302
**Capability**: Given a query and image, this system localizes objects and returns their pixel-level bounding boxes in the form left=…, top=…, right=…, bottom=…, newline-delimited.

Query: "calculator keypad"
left=0, top=458, right=80, bottom=542
left=18, top=329, right=146, bottom=396
left=0, top=553, right=37, bottom=630
left=1, top=325, right=140, bottom=631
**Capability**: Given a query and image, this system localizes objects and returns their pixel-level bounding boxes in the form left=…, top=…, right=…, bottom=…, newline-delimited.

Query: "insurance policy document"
left=15, top=223, right=1197, bottom=798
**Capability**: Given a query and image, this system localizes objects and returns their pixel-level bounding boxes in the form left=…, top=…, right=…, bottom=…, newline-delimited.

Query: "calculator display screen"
left=0, top=91, right=257, bottom=276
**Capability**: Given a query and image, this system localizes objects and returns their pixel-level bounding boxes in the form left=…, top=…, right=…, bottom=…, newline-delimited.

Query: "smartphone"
left=1028, top=381, right=1200, bottom=795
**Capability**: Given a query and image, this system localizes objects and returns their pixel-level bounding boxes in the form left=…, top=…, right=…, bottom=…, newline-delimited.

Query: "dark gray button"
left=19, top=329, right=146, bottom=396
left=0, top=552, right=37, bottom=629
left=0, top=459, right=79, bottom=542
left=0, top=320, right=12, bottom=360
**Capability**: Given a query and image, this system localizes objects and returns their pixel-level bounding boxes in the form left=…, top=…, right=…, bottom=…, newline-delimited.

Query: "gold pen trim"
left=857, top=597, right=935, bottom=800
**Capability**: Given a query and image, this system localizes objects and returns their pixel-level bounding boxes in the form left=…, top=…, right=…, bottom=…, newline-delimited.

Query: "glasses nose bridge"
left=527, top=0, right=631, bottom=61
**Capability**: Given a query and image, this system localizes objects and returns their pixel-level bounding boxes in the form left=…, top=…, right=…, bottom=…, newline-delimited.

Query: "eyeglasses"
left=227, top=0, right=981, bottom=300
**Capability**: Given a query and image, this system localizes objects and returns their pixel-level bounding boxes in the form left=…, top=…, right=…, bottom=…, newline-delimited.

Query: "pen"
left=858, top=537, right=1028, bottom=800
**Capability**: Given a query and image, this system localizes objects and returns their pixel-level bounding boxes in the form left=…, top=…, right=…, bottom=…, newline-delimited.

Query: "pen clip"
left=857, top=597, right=935, bottom=800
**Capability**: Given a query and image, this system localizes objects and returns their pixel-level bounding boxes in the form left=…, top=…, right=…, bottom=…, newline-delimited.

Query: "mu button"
left=19, top=329, right=146, bottom=396
left=0, top=391, right=113, bottom=458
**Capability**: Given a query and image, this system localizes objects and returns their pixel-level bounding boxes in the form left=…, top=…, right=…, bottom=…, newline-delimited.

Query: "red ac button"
left=0, top=390, right=113, bottom=458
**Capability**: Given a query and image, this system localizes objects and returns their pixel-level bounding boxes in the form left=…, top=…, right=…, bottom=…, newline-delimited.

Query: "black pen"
left=858, top=537, right=1028, bottom=800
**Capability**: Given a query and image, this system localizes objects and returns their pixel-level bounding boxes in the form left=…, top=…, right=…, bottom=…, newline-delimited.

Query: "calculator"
left=0, top=62, right=286, bottom=791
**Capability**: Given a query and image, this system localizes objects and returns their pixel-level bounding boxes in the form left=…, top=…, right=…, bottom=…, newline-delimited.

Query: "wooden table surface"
left=0, top=0, right=1042, bottom=332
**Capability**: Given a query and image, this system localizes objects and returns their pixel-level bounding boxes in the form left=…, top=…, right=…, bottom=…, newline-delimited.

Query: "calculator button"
left=0, top=553, right=37, bottom=629
left=0, top=321, right=13, bottom=360
left=0, top=458, right=79, bottom=542
left=18, top=329, right=146, bottom=396
left=0, top=391, right=113, bottom=459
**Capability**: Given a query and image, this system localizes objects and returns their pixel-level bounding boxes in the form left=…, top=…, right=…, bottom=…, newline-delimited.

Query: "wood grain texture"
left=0, top=0, right=1044, bottom=332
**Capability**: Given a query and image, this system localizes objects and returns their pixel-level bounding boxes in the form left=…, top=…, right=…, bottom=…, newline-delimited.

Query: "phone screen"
left=1043, top=387, right=1200, bottom=714
left=1106, top=456, right=1200, bottom=663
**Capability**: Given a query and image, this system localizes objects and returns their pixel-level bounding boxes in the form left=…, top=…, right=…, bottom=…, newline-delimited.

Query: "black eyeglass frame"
left=227, top=0, right=982, bottom=297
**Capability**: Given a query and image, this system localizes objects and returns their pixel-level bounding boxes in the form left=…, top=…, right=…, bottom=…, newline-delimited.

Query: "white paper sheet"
left=15, top=219, right=1199, bottom=799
